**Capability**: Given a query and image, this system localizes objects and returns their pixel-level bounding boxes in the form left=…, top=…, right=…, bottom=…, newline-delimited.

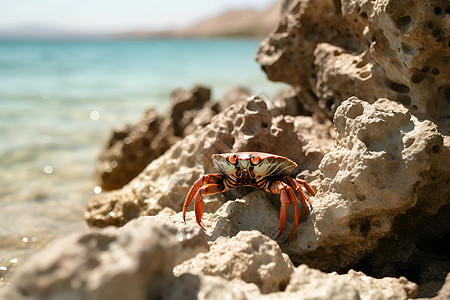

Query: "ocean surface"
left=0, top=39, right=286, bottom=283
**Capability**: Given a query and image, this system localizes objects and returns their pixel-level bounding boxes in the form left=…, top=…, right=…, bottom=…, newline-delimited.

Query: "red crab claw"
left=182, top=174, right=225, bottom=231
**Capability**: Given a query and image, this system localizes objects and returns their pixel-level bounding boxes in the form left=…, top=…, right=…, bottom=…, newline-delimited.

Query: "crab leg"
left=294, top=178, right=316, bottom=196
left=270, top=181, right=300, bottom=242
left=182, top=174, right=225, bottom=229
left=285, top=177, right=315, bottom=209
left=276, top=187, right=289, bottom=240
left=193, top=183, right=224, bottom=230
left=183, top=176, right=204, bottom=222
left=285, top=187, right=301, bottom=242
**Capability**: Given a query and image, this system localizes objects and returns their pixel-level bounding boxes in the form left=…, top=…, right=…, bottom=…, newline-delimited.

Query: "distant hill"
left=0, top=1, right=281, bottom=40
left=124, top=1, right=282, bottom=39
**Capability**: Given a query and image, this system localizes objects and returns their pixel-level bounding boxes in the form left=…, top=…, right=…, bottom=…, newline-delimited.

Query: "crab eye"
left=250, top=154, right=260, bottom=165
left=228, top=154, right=238, bottom=164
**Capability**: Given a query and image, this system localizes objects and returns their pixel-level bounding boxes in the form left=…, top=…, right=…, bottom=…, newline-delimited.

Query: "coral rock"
left=174, top=230, right=294, bottom=294
left=292, top=97, right=447, bottom=270
left=95, top=107, right=177, bottom=191
left=85, top=96, right=330, bottom=228
left=278, top=265, right=418, bottom=300
left=95, top=85, right=214, bottom=191
left=435, top=273, right=450, bottom=300
left=4, top=217, right=209, bottom=300
left=257, top=0, right=450, bottom=131
left=168, top=85, right=212, bottom=137
left=219, top=85, right=252, bottom=108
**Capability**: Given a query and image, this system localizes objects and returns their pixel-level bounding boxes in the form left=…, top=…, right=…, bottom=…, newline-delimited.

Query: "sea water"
left=0, top=39, right=286, bottom=282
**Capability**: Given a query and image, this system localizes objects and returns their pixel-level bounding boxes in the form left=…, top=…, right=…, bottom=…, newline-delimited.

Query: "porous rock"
left=202, top=263, right=418, bottom=300
left=4, top=217, right=209, bottom=300
left=219, top=85, right=252, bottom=108
left=268, top=265, right=418, bottom=300
left=162, top=274, right=257, bottom=300
left=167, top=85, right=214, bottom=137
left=95, top=85, right=214, bottom=191
left=174, top=230, right=294, bottom=294
left=434, top=272, right=450, bottom=300
left=86, top=94, right=448, bottom=296
left=290, top=97, right=448, bottom=271
left=271, top=88, right=313, bottom=117
left=95, top=108, right=176, bottom=191
left=85, top=96, right=331, bottom=228
left=257, top=0, right=450, bottom=131
left=352, top=189, right=450, bottom=297
left=179, top=96, right=448, bottom=281
left=182, top=101, right=221, bottom=137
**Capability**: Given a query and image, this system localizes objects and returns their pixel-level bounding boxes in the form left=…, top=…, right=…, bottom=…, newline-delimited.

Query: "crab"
left=182, top=152, right=316, bottom=242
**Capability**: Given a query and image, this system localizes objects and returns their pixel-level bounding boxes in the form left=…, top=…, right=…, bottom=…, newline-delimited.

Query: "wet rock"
left=174, top=230, right=294, bottom=294
left=257, top=0, right=450, bottom=131
left=4, top=217, right=209, bottom=300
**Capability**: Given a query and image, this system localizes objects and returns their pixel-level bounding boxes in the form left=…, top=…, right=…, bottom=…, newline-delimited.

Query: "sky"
left=0, top=0, right=277, bottom=33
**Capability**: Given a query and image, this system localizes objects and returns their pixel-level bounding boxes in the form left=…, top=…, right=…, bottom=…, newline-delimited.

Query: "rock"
left=95, top=108, right=177, bottom=191
left=85, top=186, right=141, bottom=227
left=174, top=230, right=294, bottom=294
left=206, top=190, right=295, bottom=242
left=275, top=265, right=418, bottom=300
left=272, top=88, right=313, bottom=117
left=220, top=86, right=252, bottom=108
left=291, top=97, right=448, bottom=271
left=168, top=85, right=212, bottom=137
left=434, top=273, right=450, bottom=300
left=4, top=217, right=209, bottom=300
left=3, top=218, right=419, bottom=300
left=95, top=85, right=215, bottom=191
left=256, top=0, right=450, bottom=292
left=85, top=96, right=331, bottom=228
left=86, top=93, right=448, bottom=296
left=182, top=101, right=221, bottom=137
left=161, top=274, right=257, bottom=300
left=256, top=0, right=450, bottom=131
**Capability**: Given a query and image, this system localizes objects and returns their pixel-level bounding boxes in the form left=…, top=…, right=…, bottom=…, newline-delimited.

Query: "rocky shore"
left=3, top=0, right=449, bottom=299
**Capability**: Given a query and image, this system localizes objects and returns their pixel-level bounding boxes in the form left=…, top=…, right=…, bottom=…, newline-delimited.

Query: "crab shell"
left=212, top=152, right=297, bottom=181
left=182, top=151, right=315, bottom=242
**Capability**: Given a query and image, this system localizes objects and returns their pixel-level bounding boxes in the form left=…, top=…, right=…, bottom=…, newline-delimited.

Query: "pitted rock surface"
left=257, top=0, right=450, bottom=131
left=290, top=97, right=448, bottom=271
left=85, top=96, right=330, bottom=228
left=4, top=217, right=209, bottom=300
left=95, top=85, right=214, bottom=191
left=174, top=231, right=294, bottom=294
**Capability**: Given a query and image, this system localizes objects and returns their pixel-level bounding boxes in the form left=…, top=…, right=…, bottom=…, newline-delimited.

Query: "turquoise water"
left=0, top=39, right=285, bottom=281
